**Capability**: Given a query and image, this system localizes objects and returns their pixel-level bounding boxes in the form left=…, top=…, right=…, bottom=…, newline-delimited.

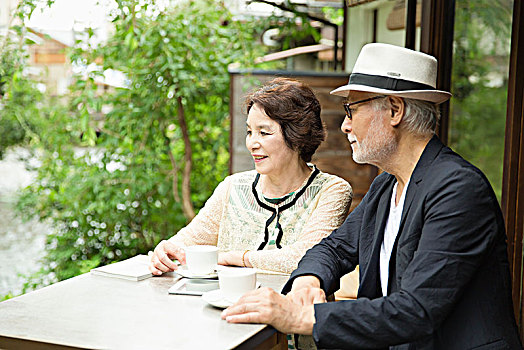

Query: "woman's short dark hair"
left=245, top=78, right=325, bottom=163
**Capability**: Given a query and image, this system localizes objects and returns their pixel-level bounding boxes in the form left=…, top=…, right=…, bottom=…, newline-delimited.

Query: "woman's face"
left=246, top=104, right=300, bottom=177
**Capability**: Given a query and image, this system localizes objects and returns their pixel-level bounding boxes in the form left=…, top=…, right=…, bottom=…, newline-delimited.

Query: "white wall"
left=0, top=0, right=19, bottom=30
left=345, top=0, right=421, bottom=72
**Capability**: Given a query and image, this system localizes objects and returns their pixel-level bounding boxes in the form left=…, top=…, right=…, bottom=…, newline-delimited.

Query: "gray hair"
left=372, top=97, right=440, bottom=136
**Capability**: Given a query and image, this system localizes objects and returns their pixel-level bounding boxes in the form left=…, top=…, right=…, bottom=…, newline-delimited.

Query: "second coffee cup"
left=185, top=245, right=218, bottom=275
left=218, top=268, right=257, bottom=303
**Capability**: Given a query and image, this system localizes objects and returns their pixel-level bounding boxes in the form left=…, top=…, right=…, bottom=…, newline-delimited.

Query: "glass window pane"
left=448, top=0, right=514, bottom=201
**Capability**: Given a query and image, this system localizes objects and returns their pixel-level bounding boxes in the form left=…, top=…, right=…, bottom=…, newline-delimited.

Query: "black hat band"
left=349, top=72, right=435, bottom=92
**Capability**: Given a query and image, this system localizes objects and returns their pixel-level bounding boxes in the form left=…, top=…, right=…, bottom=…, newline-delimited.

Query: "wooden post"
left=501, top=0, right=524, bottom=335
left=419, top=0, right=455, bottom=145
left=405, top=0, right=417, bottom=49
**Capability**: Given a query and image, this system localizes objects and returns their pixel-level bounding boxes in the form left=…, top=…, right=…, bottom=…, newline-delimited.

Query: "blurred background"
left=0, top=0, right=515, bottom=304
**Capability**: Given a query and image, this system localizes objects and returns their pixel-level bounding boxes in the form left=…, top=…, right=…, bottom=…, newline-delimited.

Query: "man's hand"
left=221, top=287, right=317, bottom=334
left=148, top=240, right=185, bottom=275
left=290, top=275, right=321, bottom=292
left=286, top=275, right=325, bottom=306
left=287, top=286, right=326, bottom=306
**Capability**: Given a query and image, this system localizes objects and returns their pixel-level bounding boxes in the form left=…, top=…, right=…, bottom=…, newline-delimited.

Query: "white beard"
left=350, top=114, right=397, bottom=165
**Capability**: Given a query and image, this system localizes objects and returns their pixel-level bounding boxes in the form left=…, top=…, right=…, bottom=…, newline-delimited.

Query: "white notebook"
left=91, top=255, right=152, bottom=281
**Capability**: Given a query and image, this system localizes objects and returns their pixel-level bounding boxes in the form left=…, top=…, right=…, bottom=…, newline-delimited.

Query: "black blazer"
left=283, top=136, right=521, bottom=349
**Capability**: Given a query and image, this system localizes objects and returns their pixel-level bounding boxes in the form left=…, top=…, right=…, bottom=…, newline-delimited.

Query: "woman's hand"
left=221, top=287, right=315, bottom=335
left=148, top=240, right=185, bottom=275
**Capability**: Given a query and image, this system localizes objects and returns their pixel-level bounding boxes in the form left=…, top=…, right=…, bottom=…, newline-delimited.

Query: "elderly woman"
left=149, top=78, right=352, bottom=274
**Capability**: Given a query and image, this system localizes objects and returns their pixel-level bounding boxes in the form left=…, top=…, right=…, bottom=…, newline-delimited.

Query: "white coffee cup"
left=218, top=268, right=257, bottom=302
left=185, top=245, right=218, bottom=275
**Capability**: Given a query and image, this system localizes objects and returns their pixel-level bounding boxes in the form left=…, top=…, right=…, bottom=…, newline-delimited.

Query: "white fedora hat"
left=331, top=43, right=452, bottom=104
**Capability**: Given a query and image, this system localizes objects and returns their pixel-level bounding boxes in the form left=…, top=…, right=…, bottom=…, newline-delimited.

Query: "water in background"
left=0, top=148, right=50, bottom=296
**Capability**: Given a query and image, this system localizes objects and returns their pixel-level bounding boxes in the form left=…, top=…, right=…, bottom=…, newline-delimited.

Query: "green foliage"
left=449, top=86, right=506, bottom=198
left=0, top=1, right=51, bottom=159
left=16, top=0, right=265, bottom=286
left=449, top=0, right=512, bottom=199
left=0, top=42, right=66, bottom=159
left=1, top=293, right=14, bottom=301
left=322, top=7, right=344, bottom=27
left=260, top=1, right=321, bottom=51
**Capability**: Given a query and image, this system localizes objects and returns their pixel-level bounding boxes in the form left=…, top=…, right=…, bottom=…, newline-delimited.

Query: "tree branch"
left=164, top=134, right=181, bottom=203
left=159, top=98, right=183, bottom=207
left=176, top=94, right=195, bottom=220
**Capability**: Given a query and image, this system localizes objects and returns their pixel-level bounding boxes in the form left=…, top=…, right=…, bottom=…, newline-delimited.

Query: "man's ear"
left=388, top=96, right=405, bottom=127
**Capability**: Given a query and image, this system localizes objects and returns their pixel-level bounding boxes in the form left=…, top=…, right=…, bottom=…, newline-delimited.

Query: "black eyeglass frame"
left=343, top=95, right=387, bottom=120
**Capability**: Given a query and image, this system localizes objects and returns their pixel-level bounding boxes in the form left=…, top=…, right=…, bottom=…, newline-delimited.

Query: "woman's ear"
left=388, top=96, right=405, bottom=127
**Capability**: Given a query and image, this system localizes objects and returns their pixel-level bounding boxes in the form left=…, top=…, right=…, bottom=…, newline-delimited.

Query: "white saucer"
left=175, top=265, right=218, bottom=279
left=202, top=289, right=234, bottom=309
left=201, top=282, right=262, bottom=309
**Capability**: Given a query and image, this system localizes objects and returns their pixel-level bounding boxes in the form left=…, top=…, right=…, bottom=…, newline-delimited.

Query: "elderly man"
left=222, top=43, right=522, bottom=349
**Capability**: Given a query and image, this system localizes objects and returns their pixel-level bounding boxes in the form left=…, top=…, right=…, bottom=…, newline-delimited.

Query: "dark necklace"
left=251, top=167, right=320, bottom=250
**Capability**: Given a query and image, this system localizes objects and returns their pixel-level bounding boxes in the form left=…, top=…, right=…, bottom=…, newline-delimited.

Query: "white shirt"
left=380, top=179, right=410, bottom=296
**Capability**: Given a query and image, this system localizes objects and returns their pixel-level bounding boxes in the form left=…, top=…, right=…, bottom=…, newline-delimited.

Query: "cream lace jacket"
left=169, top=167, right=352, bottom=274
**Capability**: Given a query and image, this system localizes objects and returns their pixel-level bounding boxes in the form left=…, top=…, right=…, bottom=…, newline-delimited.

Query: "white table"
left=0, top=262, right=290, bottom=349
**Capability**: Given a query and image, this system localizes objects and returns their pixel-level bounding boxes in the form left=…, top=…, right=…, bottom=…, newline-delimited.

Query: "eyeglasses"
left=343, top=95, right=387, bottom=120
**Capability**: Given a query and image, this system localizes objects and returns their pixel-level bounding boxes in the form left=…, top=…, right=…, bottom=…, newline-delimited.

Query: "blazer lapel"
left=397, top=180, right=417, bottom=235
left=397, top=135, right=445, bottom=247
left=359, top=180, right=394, bottom=299
left=388, top=136, right=445, bottom=294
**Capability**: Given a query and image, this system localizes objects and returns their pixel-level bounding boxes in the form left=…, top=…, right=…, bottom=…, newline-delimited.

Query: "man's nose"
left=341, top=116, right=352, bottom=134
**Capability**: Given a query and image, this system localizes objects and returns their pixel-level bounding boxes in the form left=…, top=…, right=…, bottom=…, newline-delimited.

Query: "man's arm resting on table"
left=221, top=276, right=325, bottom=334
